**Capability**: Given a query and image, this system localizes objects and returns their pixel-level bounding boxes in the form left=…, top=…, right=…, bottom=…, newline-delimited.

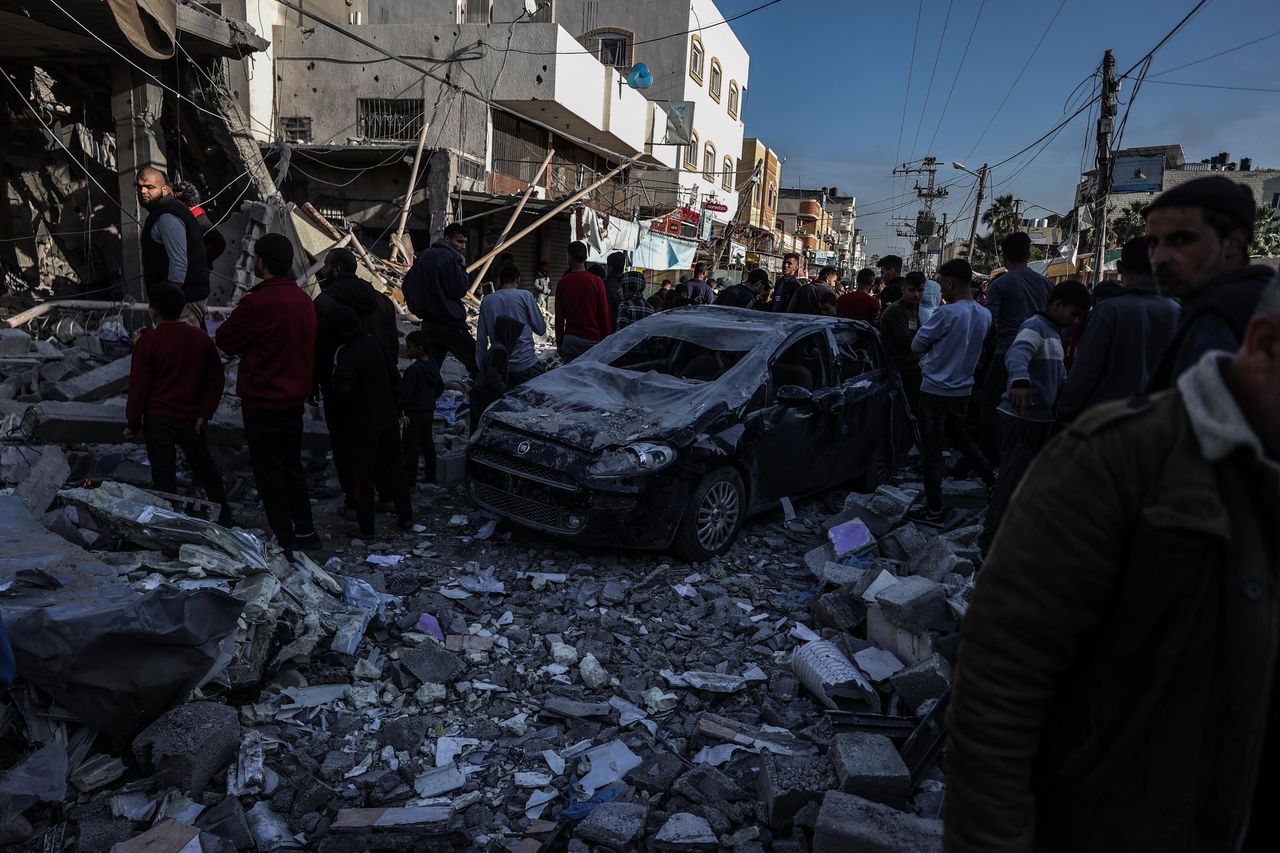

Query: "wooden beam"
left=466, top=150, right=554, bottom=298
left=176, top=5, right=269, bottom=56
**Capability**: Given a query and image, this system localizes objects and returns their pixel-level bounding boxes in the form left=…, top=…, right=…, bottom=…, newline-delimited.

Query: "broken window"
left=833, top=329, right=881, bottom=383
left=606, top=335, right=749, bottom=383
left=281, top=116, right=312, bottom=144
left=458, top=157, right=485, bottom=183
left=770, top=333, right=830, bottom=393
left=356, top=98, right=424, bottom=142
left=598, top=36, right=630, bottom=68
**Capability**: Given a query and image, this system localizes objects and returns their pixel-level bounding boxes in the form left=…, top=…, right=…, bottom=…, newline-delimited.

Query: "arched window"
left=703, top=141, right=716, bottom=181
left=769, top=181, right=777, bottom=209
left=709, top=59, right=723, bottom=102
left=728, top=81, right=740, bottom=118
left=584, top=27, right=634, bottom=69
left=684, top=131, right=698, bottom=170
left=689, top=35, right=705, bottom=83
left=722, top=156, right=734, bottom=190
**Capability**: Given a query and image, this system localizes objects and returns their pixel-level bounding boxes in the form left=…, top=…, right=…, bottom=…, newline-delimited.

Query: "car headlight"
left=588, top=442, right=677, bottom=476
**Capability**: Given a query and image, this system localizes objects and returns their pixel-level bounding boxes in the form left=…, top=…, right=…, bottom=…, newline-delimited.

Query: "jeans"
left=918, top=391, right=994, bottom=512
left=403, top=411, right=436, bottom=484
left=242, top=406, right=315, bottom=548
left=980, top=357, right=1009, bottom=466
left=143, top=415, right=227, bottom=506
left=423, top=321, right=478, bottom=378
left=349, top=421, right=411, bottom=535
left=559, top=334, right=598, bottom=362
left=179, top=298, right=207, bottom=331
left=980, top=414, right=1056, bottom=554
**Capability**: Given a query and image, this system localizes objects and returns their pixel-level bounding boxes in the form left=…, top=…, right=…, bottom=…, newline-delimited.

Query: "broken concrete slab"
left=829, top=733, right=912, bottom=806
left=30, top=401, right=331, bottom=450
left=46, top=354, right=132, bottom=402
left=757, top=752, right=836, bottom=831
left=874, top=575, right=951, bottom=631
left=654, top=811, right=718, bottom=849
left=852, top=647, right=906, bottom=683
left=0, top=328, right=31, bottom=356
left=329, top=805, right=452, bottom=829
left=812, top=791, right=943, bottom=853
left=132, top=702, right=240, bottom=797
left=13, top=445, right=70, bottom=515
left=107, top=819, right=230, bottom=853
left=828, top=518, right=875, bottom=557
left=574, top=801, right=648, bottom=849
left=888, top=654, right=953, bottom=711
left=866, top=606, right=935, bottom=666
left=905, top=536, right=973, bottom=582
left=399, top=643, right=465, bottom=684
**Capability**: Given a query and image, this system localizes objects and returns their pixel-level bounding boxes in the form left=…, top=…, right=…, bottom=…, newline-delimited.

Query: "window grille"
left=356, top=98, right=424, bottom=142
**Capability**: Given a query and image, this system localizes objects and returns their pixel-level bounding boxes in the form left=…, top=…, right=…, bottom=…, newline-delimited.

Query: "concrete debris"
left=812, top=791, right=943, bottom=852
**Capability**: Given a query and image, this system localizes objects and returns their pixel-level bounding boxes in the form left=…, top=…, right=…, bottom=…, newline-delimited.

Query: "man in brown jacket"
left=946, top=281, right=1280, bottom=852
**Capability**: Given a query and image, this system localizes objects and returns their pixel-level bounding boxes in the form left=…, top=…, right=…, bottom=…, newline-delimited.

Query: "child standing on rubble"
left=124, top=283, right=234, bottom=526
left=400, top=330, right=442, bottom=488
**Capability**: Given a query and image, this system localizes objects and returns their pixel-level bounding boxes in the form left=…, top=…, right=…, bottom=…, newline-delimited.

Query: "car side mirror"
left=776, top=384, right=813, bottom=407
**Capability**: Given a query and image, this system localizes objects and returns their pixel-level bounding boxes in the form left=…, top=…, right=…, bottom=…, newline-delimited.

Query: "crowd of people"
left=123, top=165, right=1280, bottom=848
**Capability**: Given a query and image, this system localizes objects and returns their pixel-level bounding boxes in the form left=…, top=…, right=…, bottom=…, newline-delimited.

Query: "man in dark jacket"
left=946, top=283, right=1280, bottom=852
left=602, top=251, right=626, bottom=320
left=1059, top=237, right=1181, bottom=420
left=315, top=247, right=399, bottom=365
left=877, top=255, right=904, bottom=305
left=136, top=167, right=211, bottom=327
left=215, top=234, right=318, bottom=558
left=402, top=222, right=478, bottom=377
left=171, top=180, right=228, bottom=269
left=1146, top=175, right=1276, bottom=390
left=771, top=253, right=801, bottom=311
left=325, top=306, right=411, bottom=536
left=715, top=268, right=767, bottom=309
left=878, top=274, right=924, bottom=411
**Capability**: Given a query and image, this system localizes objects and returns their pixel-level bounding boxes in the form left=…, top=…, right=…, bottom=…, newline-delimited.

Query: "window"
left=281, top=116, right=312, bottom=144
left=356, top=98, right=424, bottom=142
left=722, top=156, right=733, bottom=190
left=703, top=142, right=716, bottom=181
left=689, top=35, right=704, bottom=82
left=462, top=0, right=491, bottom=23
left=584, top=27, right=634, bottom=69
left=728, top=81, right=739, bottom=118
left=709, top=59, right=723, bottom=102
left=684, top=131, right=698, bottom=170
left=769, top=181, right=777, bottom=209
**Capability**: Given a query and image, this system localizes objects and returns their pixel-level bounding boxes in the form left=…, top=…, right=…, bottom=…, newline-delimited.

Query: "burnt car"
left=467, top=306, right=913, bottom=561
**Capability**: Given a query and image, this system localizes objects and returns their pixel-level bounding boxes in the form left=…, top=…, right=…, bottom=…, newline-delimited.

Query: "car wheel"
left=672, top=467, right=745, bottom=562
left=855, top=438, right=891, bottom=493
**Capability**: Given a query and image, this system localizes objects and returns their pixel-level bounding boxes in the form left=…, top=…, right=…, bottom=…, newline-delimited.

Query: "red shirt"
left=216, top=275, right=317, bottom=408
left=554, top=270, right=613, bottom=345
left=838, top=290, right=881, bottom=322
left=126, top=322, right=225, bottom=430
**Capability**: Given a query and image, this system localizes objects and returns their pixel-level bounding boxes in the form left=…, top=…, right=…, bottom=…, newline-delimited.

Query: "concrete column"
left=111, top=60, right=167, bottom=302
left=426, top=148, right=457, bottom=244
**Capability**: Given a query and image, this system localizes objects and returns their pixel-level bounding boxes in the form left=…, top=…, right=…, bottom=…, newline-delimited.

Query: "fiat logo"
left=517, top=441, right=531, bottom=455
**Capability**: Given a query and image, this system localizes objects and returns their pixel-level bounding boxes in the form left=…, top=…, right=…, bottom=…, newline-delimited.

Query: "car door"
left=826, top=323, right=894, bottom=481
left=741, top=331, right=840, bottom=506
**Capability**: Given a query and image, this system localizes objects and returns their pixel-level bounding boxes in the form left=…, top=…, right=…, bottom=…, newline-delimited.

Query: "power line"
left=1143, top=79, right=1280, bottom=93
left=1149, top=26, right=1280, bottom=77
left=907, top=0, right=956, bottom=160
left=486, top=0, right=785, bottom=56
left=892, top=0, right=926, bottom=226
left=1121, top=0, right=1214, bottom=77
left=924, top=0, right=988, bottom=156
left=963, top=0, right=1069, bottom=163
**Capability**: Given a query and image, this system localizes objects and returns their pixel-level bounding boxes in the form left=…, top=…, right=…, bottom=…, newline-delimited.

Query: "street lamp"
left=953, top=162, right=989, bottom=260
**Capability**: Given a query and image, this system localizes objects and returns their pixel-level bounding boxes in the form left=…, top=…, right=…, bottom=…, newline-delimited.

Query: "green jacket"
left=945, top=352, right=1280, bottom=853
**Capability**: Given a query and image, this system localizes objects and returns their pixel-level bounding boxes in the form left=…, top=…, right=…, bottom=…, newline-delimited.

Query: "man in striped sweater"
left=979, top=280, right=1092, bottom=554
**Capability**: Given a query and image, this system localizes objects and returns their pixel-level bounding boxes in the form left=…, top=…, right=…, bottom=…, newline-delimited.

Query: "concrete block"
left=812, top=791, right=943, bottom=853
left=828, top=518, right=875, bottom=557
left=399, top=643, right=465, bottom=684
left=0, top=328, right=31, bottom=356
left=866, top=607, right=935, bottom=666
left=804, top=543, right=867, bottom=586
left=905, top=537, right=972, bottom=582
left=874, top=576, right=951, bottom=631
left=437, top=448, right=466, bottom=485
left=47, top=354, right=132, bottom=402
left=654, top=812, right=718, bottom=849
left=630, top=751, right=685, bottom=794
left=574, top=801, right=648, bottom=849
left=13, top=445, right=70, bottom=515
left=813, top=588, right=864, bottom=632
left=881, top=523, right=931, bottom=562
left=829, top=733, right=911, bottom=806
left=888, top=654, right=953, bottom=710
left=132, top=702, right=240, bottom=797
left=757, top=752, right=836, bottom=831
left=852, top=647, right=905, bottom=683
left=195, top=795, right=255, bottom=851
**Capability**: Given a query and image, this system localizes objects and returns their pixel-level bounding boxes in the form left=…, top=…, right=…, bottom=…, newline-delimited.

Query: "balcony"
left=797, top=200, right=823, bottom=221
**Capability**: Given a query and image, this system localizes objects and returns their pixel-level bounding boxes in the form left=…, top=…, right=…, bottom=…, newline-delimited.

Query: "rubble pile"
left=1, top=315, right=979, bottom=852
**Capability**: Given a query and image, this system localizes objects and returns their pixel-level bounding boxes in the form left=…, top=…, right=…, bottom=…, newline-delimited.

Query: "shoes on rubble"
left=906, top=506, right=946, bottom=526
left=294, top=531, right=322, bottom=551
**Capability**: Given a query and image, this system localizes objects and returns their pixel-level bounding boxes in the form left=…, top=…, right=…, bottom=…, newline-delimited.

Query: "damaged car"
left=467, top=306, right=913, bottom=561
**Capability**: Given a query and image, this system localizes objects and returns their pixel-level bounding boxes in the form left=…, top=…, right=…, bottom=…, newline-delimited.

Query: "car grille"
left=470, top=447, right=578, bottom=490
left=471, top=482, right=576, bottom=533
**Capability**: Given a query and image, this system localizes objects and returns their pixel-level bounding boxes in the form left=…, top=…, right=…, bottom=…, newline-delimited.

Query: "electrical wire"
left=1141, top=79, right=1280, bottom=93
left=892, top=0, right=926, bottom=226
left=963, top=0, right=1069, bottom=162
left=908, top=0, right=956, bottom=161
left=1149, top=26, right=1280, bottom=77
left=924, top=0, right=988, bottom=156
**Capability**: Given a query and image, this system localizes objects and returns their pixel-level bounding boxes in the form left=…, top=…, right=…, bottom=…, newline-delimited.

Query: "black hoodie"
left=315, top=274, right=400, bottom=365
left=323, top=306, right=401, bottom=434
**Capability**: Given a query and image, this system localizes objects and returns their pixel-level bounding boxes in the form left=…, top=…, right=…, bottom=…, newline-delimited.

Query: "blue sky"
left=727, top=0, right=1280, bottom=257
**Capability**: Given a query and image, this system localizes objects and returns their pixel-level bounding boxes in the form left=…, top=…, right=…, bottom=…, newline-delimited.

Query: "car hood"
left=483, top=361, right=742, bottom=453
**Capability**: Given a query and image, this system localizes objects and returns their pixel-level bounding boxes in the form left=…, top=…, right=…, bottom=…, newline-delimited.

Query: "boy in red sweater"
left=554, top=240, right=612, bottom=361
left=124, top=283, right=233, bottom=525
left=216, top=234, right=319, bottom=556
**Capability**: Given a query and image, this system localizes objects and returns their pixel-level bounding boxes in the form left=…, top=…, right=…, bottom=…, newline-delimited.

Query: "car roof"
left=647, top=305, right=871, bottom=340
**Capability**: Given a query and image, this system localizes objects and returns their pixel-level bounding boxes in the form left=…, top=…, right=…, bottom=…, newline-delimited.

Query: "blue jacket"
left=999, top=313, right=1065, bottom=423
left=988, top=266, right=1053, bottom=354
left=912, top=299, right=992, bottom=397
left=403, top=241, right=471, bottom=327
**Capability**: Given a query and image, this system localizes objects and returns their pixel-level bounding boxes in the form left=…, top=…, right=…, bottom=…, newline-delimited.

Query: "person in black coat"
left=323, top=306, right=412, bottom=536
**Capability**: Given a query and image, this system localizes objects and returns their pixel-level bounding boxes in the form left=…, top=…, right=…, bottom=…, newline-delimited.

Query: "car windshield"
left=604, top=334, right=752, bottom=382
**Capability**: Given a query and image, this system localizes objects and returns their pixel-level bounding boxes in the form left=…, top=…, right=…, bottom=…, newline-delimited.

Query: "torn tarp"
left=0, top=496, right=243, bottom=742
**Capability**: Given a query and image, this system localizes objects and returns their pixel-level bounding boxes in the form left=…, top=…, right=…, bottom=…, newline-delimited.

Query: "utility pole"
left=1091, top=49, right=1118, bottom=285
left=892, top=157, right=948, bottom=269
left=966, top=163, right=988, bottom=260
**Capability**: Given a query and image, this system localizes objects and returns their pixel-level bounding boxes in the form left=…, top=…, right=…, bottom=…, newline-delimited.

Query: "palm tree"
left=1251, top=203, right=1280, bottom=257
left=981, top=194, right=1021, bottom=242
left=1107, top=200, right=1148, bottom=247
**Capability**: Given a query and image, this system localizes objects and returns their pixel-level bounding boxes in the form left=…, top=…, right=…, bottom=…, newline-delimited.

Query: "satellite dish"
left=626, top=63, right=653, bottom=90
left=524, top=0, right=540, bottom=15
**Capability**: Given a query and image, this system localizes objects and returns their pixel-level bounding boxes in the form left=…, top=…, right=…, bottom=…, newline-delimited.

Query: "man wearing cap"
left=1146, top=174, right=1276, bottom=389
left=216, top=233, right=320, bottom=558
left=715, top=269, right=768, bottom=309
